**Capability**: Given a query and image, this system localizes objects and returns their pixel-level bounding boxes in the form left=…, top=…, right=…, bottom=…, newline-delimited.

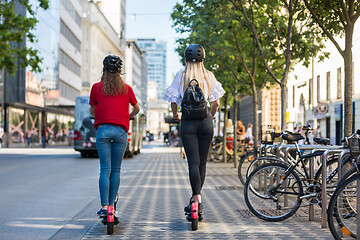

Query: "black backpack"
left=181, top=79, right=208, bottom=119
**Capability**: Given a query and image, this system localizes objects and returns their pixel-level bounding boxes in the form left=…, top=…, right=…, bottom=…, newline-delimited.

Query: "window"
left=326, top=71, right=330, bottom=101
left=59, top=81, right=79, bottom=101
left=337, top=67, right=341, bottom=99
left=317, top=75, right=320, bottom=103
left=59, top=50, right=81, bottom=76
left=60, top=21, right=81, bottom=51
left=60, top=0, right=81, bottom=26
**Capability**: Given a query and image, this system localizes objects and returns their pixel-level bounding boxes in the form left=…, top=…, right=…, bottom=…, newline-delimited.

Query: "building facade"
left=125, top=40, right=148, bottom=114
left=80, top=0, right=125, bottom=94
left=287, top=22, right=360, bottom=144
left=231, top=85, right=281, bottom=141
left=57, top=0, right=83, bottom=106
left=136, top=39, right=167, bottom=99
left=146, top=100, right=169, bottom=139
left=1, top=0, right=129, bottom=147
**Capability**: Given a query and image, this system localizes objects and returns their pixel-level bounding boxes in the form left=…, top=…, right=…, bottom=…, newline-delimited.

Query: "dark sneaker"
left=184, top=197, right=193, bottom=213
left=97, top=208, right=107, bottom=216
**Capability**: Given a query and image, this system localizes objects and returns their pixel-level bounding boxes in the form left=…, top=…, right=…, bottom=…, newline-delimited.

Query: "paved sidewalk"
left=72, top=144, right=333, bottom=239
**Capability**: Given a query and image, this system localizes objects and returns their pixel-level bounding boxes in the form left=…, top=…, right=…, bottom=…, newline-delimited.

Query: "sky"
left=125, top=0, right=184, bottom=86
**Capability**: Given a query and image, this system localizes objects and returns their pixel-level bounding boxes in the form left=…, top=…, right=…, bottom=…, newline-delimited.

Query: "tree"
left=303, top=0, right=360, bottom=136
left=172, top=1, right=272, bottom=153
left=231, top=0, right=326, bottom=130
left=0, top=0, right=49, bottom=75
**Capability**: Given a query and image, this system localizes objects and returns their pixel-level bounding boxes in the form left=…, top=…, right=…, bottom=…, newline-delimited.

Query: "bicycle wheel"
left=210, top=144, right=223, bottom=162
left=328, top=173, right=360, bottom=239
left=244, top=162, right=303, bottom=221
left=238, top=150, right=257, bottom=185
left=315, top=155, right=353, bottom=202
left=243, top=157, right=285, bottom=186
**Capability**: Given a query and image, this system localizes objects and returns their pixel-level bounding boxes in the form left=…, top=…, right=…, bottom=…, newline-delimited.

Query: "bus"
left=73, top=96, right=144, bottom=158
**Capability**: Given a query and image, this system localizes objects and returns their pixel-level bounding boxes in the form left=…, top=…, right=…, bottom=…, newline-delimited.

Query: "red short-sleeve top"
left=89, top=81, right=138, bottom=132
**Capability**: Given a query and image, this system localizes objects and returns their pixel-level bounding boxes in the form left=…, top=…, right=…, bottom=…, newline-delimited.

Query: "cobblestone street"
left=67, top=143, right=334, bottom=239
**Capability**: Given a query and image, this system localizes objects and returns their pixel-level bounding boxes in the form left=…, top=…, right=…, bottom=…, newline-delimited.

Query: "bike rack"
left=321, top=148, right=345, bottom=228
left=282, top=145, right=343, bottom=222
left=337, top=149, right=350, bottom=180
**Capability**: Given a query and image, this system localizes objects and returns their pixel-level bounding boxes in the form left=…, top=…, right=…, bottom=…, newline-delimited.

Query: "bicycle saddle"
left=313, top=137, right=330, bottom=145
left=282, top=132, right=304, bottom=142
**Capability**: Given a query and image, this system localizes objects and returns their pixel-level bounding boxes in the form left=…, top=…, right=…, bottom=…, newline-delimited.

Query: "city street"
left=0, top=143, right=334, bottom=239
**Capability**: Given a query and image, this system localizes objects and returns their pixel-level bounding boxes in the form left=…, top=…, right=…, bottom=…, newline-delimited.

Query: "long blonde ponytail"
left=182, top=61, right=212, bottom=96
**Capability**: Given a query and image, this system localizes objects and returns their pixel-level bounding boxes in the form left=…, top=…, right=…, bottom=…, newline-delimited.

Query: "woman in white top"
left=164, top=44, right=225, bottom=221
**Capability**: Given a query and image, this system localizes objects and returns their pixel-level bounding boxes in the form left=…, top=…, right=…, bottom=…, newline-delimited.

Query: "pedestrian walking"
left=164, top=44, right=225, bottom=221
left=41, top=126, right=47, bottom=148
left=313, top=124, right=322, bottom=138
left=26, top=130, right=32, bottom=147
left=89, top=55, right=140, bottom=217
left=236, top=120, right=246, bottom=143
left=245, top=123, right=254, bottom=145
left=225, top=119, right=234, bottom=137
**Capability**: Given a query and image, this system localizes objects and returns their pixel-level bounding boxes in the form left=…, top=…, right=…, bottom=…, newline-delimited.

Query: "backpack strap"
left=189, top=79, right=199, bottom=86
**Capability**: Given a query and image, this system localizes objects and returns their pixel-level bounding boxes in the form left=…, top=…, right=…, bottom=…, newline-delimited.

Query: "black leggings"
left=180, top=114, right=213, bottom=196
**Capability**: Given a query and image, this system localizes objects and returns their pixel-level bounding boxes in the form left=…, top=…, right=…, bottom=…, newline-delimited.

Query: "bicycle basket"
left=346, top=137, right=360, bottom=154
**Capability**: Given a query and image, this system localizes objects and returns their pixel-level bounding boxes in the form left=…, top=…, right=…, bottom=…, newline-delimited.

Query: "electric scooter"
left=185, top=202, right=200, bottom=231
left=100, top=194, right=119, bottom=235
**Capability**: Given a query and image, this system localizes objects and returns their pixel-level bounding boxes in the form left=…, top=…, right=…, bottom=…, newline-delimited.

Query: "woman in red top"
left=89, top=55, right=140, bottom=216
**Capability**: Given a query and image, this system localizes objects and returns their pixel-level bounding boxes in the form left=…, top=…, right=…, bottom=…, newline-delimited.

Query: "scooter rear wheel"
left=191, top=218, right=198, bottom=231
left=107, top=221, right=114, bottom=235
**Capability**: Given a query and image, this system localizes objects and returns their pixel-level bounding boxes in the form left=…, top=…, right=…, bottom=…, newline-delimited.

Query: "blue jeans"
left=96, top=124, right=128, bottom=206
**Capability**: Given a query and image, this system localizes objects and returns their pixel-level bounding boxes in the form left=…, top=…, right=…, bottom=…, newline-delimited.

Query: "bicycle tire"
left=238, top=150, right=257, bottom=185
left=244, top=162, right=303, bottom=221
left=242, top=157, right=285, bottom=186
left=315, top=155, right=354, bottom=205
left=328, top=173, right=360, bottom=239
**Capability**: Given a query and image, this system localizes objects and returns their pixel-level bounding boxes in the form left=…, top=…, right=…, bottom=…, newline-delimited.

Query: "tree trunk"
left=280, top=81, right=288, bottom=131
left=223, top=93, right=228, bottom=163
left=218, top=103, right=221, bottom=136
left=343, top=24, right=354, bottom=137
left=251, top=82, right=259, bottom=149
left=233, top=87, right=238, bottom=168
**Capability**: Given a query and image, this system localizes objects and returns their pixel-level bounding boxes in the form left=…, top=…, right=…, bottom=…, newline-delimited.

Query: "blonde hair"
left=101, top=70, right=126, bottom=96
left=181, top=61, right=212, bottom=96
left=226, top=119, right=233, bottom=128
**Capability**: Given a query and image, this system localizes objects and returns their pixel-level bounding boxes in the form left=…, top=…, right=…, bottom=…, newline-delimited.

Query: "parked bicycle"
left=327, top=130, right=360, bottom=239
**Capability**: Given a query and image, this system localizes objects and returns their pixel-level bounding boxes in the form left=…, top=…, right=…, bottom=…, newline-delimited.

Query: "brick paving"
left=81, top=143, right=334, bottom=239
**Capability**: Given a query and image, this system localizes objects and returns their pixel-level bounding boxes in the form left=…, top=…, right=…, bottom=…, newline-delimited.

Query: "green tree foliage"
left=172, top=0, right=274, bottom=148
left=303, top=0, right=360, bottom=136
left=0, top=0, right=49, bottom=74
left=231, top=0, right=326, bottom=130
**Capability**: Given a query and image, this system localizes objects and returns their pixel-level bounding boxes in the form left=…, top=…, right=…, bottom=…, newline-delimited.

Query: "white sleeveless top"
left=163, top=71, right=225, bottom=106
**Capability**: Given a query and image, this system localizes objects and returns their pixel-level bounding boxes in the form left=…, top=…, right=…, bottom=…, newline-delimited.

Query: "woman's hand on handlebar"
left=173, top=113, right=181, bottom=122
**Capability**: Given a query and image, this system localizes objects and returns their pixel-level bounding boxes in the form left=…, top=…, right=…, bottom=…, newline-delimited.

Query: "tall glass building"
left=136, top=39, right=167, bottom=99
left=28, top=0, right=60, bottom=91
